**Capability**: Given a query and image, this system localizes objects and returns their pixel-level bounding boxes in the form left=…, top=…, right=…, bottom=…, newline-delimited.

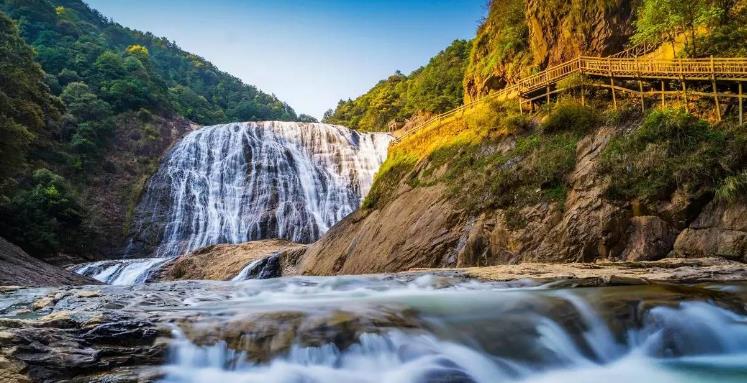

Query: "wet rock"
left=179, top=306, right=422, bottom=363
left=432, top=257, right=747, bottom=285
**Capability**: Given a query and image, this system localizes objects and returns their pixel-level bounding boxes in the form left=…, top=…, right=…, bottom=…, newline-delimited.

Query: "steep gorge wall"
left=300, top=124, right=746, bottom=275
left=81, top=114, right=196, bottom=262
left=464, top=0, right=637, bottom=102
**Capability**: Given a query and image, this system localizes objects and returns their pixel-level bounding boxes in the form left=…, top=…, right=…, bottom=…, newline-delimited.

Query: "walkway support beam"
left=711, top=56, right=721, bottom=121
left=740, top=82, right=744, bottom=126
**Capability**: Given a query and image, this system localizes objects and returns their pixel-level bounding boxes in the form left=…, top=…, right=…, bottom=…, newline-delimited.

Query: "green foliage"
left=424, top=131, right=578, bottom=215
left=693, top=4, right=747, bottom=57
left=601, top=109, right=747, bottom=204
left=364, top=99, right=577, bottom=217
left=716, top=170, right=747, bottom=202
left=0, top=168, right=85, bottom=257
left=540, top=101, right=600, bottom=134
left=0, top=0, right=299, bottom=124
left=324, top=40, right=471, bottom=131
left=0, top=10, right=61, bottom=193
left=632, top=0, right=729, bottom=56
left=297, top=114, right=318, bottom=123
left=466, top=0, right=529, bottom=79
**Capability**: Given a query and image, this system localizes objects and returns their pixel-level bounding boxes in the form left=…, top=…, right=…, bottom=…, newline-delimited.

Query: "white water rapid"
left=150, top=277, right=747, bottom=383
left=74, top=121, right=392, bottom=284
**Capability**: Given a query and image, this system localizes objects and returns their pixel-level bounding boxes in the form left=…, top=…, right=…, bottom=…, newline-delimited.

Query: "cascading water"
left=74, top=121, right=391, bottom=284
left=133, top=121, right=391, bottom=257
left=2, top=274, right=746, bottom=382
left=71, top=258, right=171, bottom=285
left=147, top=277, right=747, bottom=383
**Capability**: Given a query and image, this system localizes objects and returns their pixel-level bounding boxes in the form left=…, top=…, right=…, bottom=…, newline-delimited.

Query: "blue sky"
left=84, top=0, right=486, bottom=119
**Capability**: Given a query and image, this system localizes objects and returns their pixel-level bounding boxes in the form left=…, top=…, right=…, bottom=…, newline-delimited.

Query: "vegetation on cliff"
left=362, top=100, right=602, bottom=220
left=323, top=39, right=471, bottom=132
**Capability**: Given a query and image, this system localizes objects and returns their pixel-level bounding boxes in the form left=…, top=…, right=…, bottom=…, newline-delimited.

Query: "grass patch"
left=540, top=101, right=600, bottom=134
left=365, top=99, right=584, bottom=222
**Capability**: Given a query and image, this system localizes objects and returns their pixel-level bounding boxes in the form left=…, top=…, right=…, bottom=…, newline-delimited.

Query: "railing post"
left=679, top=59, right=688, bottom=113
left=608, top=57, right=617, bottom=110
left=636, top=59, right=645, bottom=112
left=581, top=76, right=586, bottom=107
left=660, top=80, right=665, bottom=109
left=518, top=97, right=523, bottom=115
left=740, top=82, right=744, bottom=126
left=710, top=56, right=721, bottom=121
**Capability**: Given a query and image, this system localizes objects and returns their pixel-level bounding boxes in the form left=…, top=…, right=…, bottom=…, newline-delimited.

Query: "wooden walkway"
left=396, top=49, right=747, bottom=141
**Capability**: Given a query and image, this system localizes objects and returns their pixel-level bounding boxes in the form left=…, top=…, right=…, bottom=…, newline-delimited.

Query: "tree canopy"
left=323, top=39, right=471, bottom=132
left=0, top=0, right=299, bottom=124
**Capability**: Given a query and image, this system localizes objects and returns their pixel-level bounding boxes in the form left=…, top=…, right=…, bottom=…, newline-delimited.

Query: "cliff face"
left=81, top=114, right=196, bottom=262
left=463, top=0, right=637, bottom=102
left=300, top=123, right=746, bottom=275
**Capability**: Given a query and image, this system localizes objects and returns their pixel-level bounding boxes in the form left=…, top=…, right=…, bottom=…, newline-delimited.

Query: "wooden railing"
left=395, top=52, right=747, bottom=142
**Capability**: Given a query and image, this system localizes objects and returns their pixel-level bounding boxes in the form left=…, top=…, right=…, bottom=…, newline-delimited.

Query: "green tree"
left=0, top=11, right=60, bottom=185
left=324, top=40, right=471, bottom=131
left=0, top=168, right=84, bottom=258
left=60, top=81, right=111, bottom=122
left=632, top=0, right=725, bottom=56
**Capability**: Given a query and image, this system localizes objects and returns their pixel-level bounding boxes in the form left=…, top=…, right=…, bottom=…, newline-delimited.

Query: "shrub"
left=540, top=101, right=599, bottom=134
left=716, top=170, right=747, bottom=202
left=0, top=169, right=85, bottom=257
left=601, top=108, right=747, bottom=204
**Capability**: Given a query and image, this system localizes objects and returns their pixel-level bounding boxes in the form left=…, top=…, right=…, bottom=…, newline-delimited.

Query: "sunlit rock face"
left=126, top=121, right=392, bottom=259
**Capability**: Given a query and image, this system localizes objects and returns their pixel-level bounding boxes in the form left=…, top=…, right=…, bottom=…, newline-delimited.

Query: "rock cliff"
left=463, top=0, right=637, bottom=102
left=300, top=119, right=746, bottom=275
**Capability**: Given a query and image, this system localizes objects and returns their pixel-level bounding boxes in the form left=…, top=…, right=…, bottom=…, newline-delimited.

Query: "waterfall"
left=75, top=121, right=392, bottom=284
left=72, top=258, right=170, bottom=285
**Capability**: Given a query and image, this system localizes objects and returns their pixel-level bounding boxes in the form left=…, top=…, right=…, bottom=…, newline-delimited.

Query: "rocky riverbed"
left=1, top=274, right=746, bottom=382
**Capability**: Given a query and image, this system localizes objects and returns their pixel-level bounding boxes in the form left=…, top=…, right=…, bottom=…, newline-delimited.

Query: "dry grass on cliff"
left=364, top=99, right=600, bottom=218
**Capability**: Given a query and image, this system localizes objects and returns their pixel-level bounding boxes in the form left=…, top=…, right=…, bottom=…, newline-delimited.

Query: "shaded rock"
left=0, top=236, right=98, bottom=287
left=623, top=216, right=678, bottom=261
left=300, top=185, right=464, bottom=275
left=673, top=200, right=747, bottom=261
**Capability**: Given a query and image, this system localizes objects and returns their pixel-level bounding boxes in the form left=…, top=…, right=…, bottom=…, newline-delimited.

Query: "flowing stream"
left=153, top=278, right=747, bottom=383
left=74, top=121, right=391, bottom=284
left=3, top=272, right=746, bottom=381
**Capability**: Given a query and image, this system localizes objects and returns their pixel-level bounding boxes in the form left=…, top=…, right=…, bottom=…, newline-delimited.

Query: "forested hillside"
left=0, top=0, right=303, bottom=263
left=323, top=39, right=470, bottom=132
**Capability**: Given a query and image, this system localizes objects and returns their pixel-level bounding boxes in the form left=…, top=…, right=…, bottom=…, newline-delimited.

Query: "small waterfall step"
left=231, top=252, right=283, bottom=281
left=72, top=258, right=170, bottom=285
